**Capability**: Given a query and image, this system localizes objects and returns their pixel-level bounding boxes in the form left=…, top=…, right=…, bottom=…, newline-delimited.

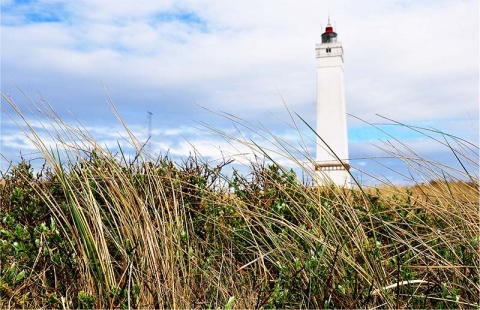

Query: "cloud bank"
left=1, top=0, right=478, bottom=183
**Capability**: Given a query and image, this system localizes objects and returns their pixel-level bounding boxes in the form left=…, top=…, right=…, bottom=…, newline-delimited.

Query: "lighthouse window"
left=326, top=48, right=331, bottom=53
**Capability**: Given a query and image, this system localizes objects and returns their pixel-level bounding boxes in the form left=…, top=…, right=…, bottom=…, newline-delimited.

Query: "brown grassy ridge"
left=0, top=93, right=478, bottom=309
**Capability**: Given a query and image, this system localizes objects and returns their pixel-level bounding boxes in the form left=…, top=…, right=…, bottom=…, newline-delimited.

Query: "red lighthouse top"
left=321, top=18, right=338, bottom=43
left=324, top=25, right=334, bottom=33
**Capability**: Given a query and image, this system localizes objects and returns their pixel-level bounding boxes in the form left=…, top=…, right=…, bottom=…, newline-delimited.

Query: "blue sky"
left=1, top=0, right=478, bottom=184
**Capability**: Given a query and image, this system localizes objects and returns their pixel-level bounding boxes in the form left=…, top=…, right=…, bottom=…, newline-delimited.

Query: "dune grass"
left=0, top=94, right=478, bottom=309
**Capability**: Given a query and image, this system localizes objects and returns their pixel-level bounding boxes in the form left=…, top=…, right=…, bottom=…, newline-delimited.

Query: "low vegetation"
left=1, top=96, right=478, bottom=309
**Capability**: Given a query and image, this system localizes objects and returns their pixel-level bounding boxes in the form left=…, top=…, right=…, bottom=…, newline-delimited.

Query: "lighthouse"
left=315, top=20, right=350, bottom=187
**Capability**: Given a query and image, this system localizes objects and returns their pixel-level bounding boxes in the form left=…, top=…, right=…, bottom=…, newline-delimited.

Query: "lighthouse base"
left=314, top=162, right=351, bottom=188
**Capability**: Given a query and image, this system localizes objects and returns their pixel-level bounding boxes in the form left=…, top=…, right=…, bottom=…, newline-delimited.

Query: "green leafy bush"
left=0, top=95, right=478, bottom=308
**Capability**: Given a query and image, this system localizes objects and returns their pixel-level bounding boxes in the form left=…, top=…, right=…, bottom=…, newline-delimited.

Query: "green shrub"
left=0, top=95, right=478, bottom=308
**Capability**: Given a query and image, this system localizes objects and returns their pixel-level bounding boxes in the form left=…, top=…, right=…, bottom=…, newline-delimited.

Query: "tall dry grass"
left=0, top=93, right=478, bottom=309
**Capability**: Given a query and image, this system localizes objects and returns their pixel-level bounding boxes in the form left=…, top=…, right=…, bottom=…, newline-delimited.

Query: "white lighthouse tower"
left=315, top=20, right=350, bottom=187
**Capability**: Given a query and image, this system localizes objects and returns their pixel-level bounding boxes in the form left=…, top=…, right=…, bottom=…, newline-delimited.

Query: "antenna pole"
left=147, top=111, right=153, bottom=151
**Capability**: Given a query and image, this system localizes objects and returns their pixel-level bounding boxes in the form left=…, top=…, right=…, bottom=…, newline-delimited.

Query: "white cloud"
left=1, top=0, right=478, bottom=182
left=345, top=1, right=478, bottom=121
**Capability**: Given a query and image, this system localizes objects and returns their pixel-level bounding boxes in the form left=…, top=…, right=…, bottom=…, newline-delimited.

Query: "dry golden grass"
left=1, top=92, right=478, bottom=309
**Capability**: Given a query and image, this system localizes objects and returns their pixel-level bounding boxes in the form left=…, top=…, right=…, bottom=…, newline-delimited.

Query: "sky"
left=1, top=0, right=479, bottom=185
